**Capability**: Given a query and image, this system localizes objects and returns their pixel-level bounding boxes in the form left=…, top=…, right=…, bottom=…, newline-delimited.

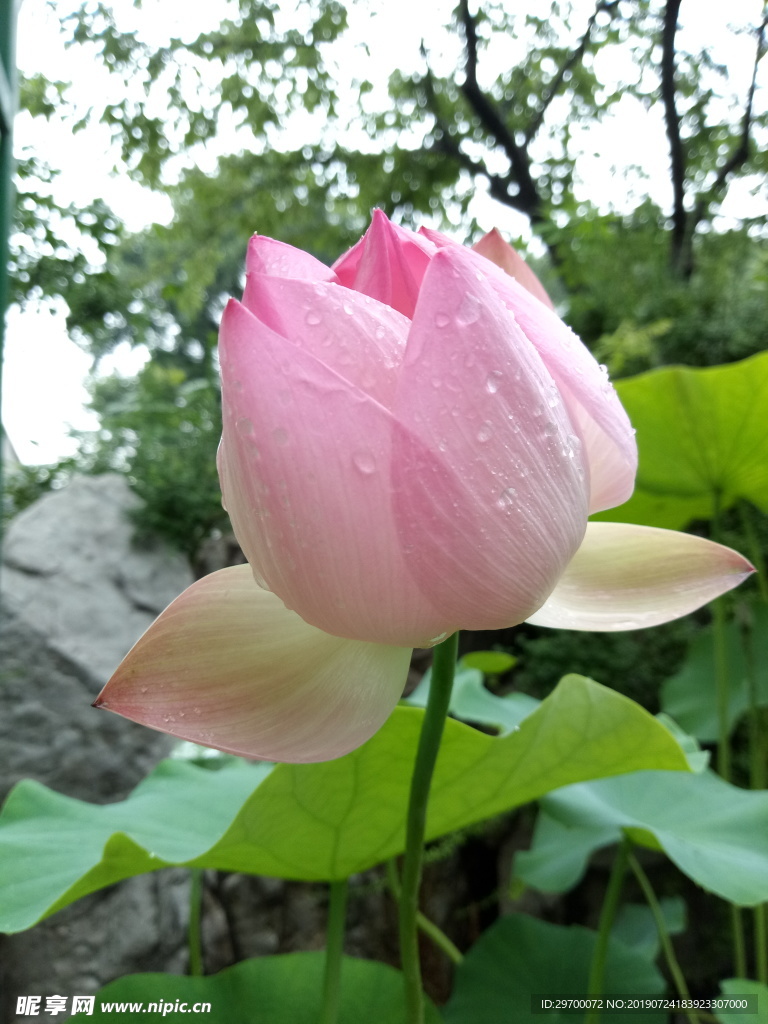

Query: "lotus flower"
left=94, top=212, right=754, bottom=762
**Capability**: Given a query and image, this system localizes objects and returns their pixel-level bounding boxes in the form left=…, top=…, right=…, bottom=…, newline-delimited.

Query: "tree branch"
left=660, top=0, right=687, bottom=273
left=525, top=0, right=620, bottom=144
left=419, top=57, right=532, bottom=217
left=456, top=0, right=543, bottom=222
left=691, top=9, right=768, bottom=226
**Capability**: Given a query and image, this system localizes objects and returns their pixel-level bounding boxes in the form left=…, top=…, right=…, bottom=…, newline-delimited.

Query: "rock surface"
left=0, top=475, right=195, bottom=1019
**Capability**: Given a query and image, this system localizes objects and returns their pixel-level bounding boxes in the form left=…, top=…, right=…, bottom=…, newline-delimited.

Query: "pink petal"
left=391, top=246, right=589, bottom=631
left=484, top=265, right=636, bottom=514
left=331, top=209, right=437, bottom=317
left=526, top=522, right=755, bottom=631
left=471, top=228, right=555, bottom=309
left=245, top=235, right=337, bottom=283
left=240, top=277, right=409, bottom=407
left=218, top=299, right=465, bottom=646
left=93, top=566, right=411, bottom=763
left=420, top=228, right=636, bottom=514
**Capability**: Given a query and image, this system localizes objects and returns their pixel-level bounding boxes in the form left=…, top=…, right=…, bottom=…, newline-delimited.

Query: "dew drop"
left=457, top=292, right=481, bottom=325
left=272, top=427, right=289, bottom=446
left=434, top=312, right=450, bottom=327
left=496, top=486, right=517, bottom=509
left=429, top=631, right=449, bottom=644
left=236, top=416, right=254, bottom=435
left=342, top=301, right=354, bottom=315
left=485, top=370, right=503, bottom=394
left=305, top=310, right=322, bottom=326
left=352, top=449, right=377, bottom=474
left=543, top=421, right=558, bottom=438
left=477, top=421, right=494, bottom=443
left=546, top=385, right=560, bottom=408
left=140, top=685, right=148, bottom=694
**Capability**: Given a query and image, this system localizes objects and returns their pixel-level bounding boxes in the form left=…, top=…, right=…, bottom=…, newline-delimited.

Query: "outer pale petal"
left=93, top=566, right=412, bottom=763
left=471, top=228, right=555, bottom=309
left=391, top=247, right=589, bottom=630
left=245, top=234, right=338, bottom=283
left=218, top=299, right=465, bottom=646
left=526, top=522, right=755, bottom=631
left=240, top=275, right=409, bottom=407
left=331, top=209, right=436, bottom=318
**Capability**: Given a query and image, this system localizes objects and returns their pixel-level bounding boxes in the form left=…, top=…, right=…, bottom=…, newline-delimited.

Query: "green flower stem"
left=386, top=860, right=463, bottom=966
left=628, top=850, right=700, bottom=1024
left=187, top=868, right=204, bottom=977
left=399, top=631, right=459, bottom=1024
left=319, top=879, right=348, bottom=1024
left=585, top=836, right=630, bottom=1024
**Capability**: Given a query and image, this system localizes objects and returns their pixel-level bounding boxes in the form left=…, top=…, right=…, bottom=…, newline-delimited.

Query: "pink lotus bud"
left=94, top=212, right=754, bottom=761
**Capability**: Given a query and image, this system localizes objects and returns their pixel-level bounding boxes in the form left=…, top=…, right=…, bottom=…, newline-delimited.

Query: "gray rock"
left=0, top=475, right=196, bottom=1019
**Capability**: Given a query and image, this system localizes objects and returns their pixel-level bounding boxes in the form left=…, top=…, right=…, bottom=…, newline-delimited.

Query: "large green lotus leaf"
left=0, top=675, right=688, bottom=933
left=717, top=979, right=768, bottom=1024
left=442, top=914, right=664, bottom=1024
left=661, top=605, right=768, bottom=742
left=516, top=769, right=768, bottom=906
left=70, top=953, right=442, bottom=1023
left=593, top=352, right=768, bottom=529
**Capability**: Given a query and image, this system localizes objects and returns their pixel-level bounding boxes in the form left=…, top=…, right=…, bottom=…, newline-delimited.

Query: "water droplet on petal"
left=305, top=310, right=322, bottom=326
left=429, top=631, right=449, bottom=644
left=457, top=292, right=481, bottom=325
left=485, top=370, right=503, bottom=394
left=543, top=421, right=558, bottom=438
left=236, top=416, right=254, bottom=435
left=352, top=449, right=377, bottom=474
left=496, top=486, right=517, bottom=509
left=477, top=421, right=494, bottom=443
left=434, top=312, right=450, bottom=327
left=272, top=427, right=289, bottom=446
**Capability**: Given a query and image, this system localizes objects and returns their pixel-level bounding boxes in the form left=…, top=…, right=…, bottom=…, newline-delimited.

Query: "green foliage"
left=661, top=603, right=768, bottom=742
left=558, top=209, right=768, bottom=370
left=516, top=769, right=768, bottom=906
left=73, top=954, right=443, bottom=1023
left=443, top=914, right=665, bottom=1024
left=83, top=362, right=226, bottom=556
left=595, top=352, right=768, bottom=530
left=717, top=980, right=768, bottom=1024
left=0, top=676, right=688, bottom=933
left=1, top=457, right=78, bottom=527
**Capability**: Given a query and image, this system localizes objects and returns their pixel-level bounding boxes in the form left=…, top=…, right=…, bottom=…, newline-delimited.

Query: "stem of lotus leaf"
left=585, top=836, right=630, bottom=1024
